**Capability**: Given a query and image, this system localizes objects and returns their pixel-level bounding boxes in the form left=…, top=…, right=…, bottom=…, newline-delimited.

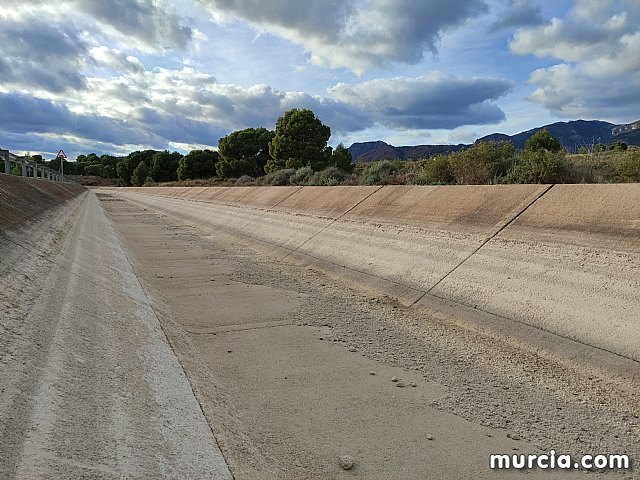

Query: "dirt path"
left=99, top=191, right=639, bottom=479
left=0, top=191, right=231, bottom=479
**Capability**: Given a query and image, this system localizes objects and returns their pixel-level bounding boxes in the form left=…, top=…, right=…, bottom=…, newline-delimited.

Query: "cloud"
left=90, top=47, right=146, bottom=75
left=0, top=93, right=149, bottom=145
left=73, top=0, right=193, bottom=51
left=489, top=0, right=544, bottom=32
left=328, top=74, right=512, bottom=129
left=0, top=17, right=88, bottom=92
left=0, top=66, right=512, bottom=155
left=0, top=0, right=193, bottom=53
left=199, top=0, right=488, bottom=73
left=510, top=0, right=640, bottom=120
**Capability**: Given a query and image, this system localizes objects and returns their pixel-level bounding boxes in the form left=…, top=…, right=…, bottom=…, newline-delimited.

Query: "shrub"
left=508, top=150, right=569, bottom=184
left=412, top=155, right=453, bottom=185
left=448, top=141, right=514, bottom=184
left=264, top=168, right=295, bottom=186
left=143, top=176, right=157, bottom=186
left=289, top=166, right=314, bottom=185
left=309, top=166, right=343, bottom=186
left=360, top=160, right=405, bottom=185
left=235, top=175, right=256, bottom=186
left=617, top=150, right=640, bottom=182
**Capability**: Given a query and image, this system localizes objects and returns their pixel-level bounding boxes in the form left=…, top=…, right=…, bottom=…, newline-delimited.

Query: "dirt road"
left=1, top=182, right=639, bottom=479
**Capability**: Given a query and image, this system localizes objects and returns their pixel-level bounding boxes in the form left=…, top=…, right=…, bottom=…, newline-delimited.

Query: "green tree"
left=150, top=151, right=182, bottom=182
left=117, top=150, right=158, bottom=185
left=525, top=129, right=563, bottom=153
left=84, top=163, right=105, bottom=177
left=100, top=154, right=119, bottom=178
left=610, top=141, right=628, bottom=152
left=448, top=141, right=514, bottom=184
left=131, top=161, right=149, bottom=186
left=178, top=149, right=219, bottom=180
left=266, top=109, right=332, bottom=173
left=87, top=153, right=100, bottom=163
left=217, top=128, right=274, bottom=178
left=330, top=143, right=354, bottom=172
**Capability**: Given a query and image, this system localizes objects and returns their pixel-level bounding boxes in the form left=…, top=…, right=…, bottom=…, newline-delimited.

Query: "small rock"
left=348, top=347, right=357, bottom=352
left=319, top=337, right=324, bottom=340
left=511, top=434, right=521, bottom=441
left=227, top=350, right=232, bottom=353
left=409, top=382, right=417, bottom=387
left=369, top=371, right=376, bottom=375
left=339, top=454, right=354, bottom=470
left=426, top=435, right=434, bottom=441
left=396, top=382, right=406, bottom=388
left=391, top=376, right=398, bottom=382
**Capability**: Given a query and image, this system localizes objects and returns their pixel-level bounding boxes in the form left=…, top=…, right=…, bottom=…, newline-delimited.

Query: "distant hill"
left=348, top=119, right=640, bottom=162
left=347, top=141, right=465, bottom=163
left=477, top=120, right=617, bottom=150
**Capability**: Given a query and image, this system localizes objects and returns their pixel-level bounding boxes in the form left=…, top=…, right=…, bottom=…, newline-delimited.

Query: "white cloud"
left=199, top=0, right=488, bottom=73
left=510, top=0, right=640, bottom=120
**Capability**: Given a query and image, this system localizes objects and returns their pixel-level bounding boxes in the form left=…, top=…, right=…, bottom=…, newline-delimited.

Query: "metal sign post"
left=57, top=150, right=67, bottom=181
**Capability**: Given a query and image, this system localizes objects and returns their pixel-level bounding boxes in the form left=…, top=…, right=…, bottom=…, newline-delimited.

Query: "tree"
left=266, top=109, right=332, bottom=173
left=330, top=143, right=354, bottom=172
left=131, top=161, right=149, bottom=186
left=118, top=150, right=159, bottom=185
left=610, top=141, right=628, bottom=152
left=178, top=149, right=219, bottom=180
left=217, top=128, right=274, bottom=178
left=100, top=154, right=119, bottom=178
left=84, top=163, right=106, bottom=177
left=524, top=129, right=563, bottom=153
left=150, top=151, right=182, bottom=182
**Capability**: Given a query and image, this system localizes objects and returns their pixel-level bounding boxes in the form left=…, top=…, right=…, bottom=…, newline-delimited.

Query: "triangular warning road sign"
left=56, top=150, right=67, bottom=159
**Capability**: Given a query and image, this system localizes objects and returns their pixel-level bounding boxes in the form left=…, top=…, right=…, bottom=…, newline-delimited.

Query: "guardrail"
left=0, top=149, right=76, bottom=183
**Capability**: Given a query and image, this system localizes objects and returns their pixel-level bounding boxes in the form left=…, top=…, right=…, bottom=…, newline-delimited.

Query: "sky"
left=0, top=0, right=639, bottom=160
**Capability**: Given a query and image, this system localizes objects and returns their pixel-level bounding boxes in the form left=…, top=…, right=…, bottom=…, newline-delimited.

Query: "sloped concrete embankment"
left=113, top=184, right=640, bottom=367
left=0, top=177, right=233, bottom=478
left=0, top=175, right=86, bottom=274
left=0, top=174, right=85, bottom=232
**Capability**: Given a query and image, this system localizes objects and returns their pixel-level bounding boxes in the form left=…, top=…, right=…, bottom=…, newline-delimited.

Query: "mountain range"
left=347, top=119, right=640, bottom=163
